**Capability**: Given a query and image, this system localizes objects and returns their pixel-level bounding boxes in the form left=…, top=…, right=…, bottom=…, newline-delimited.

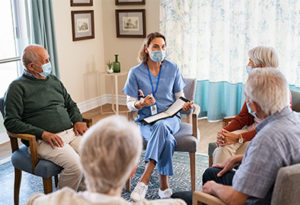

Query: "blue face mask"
left=40, top=62, right=52, bottom=77
left=246, top=66, right=252, bottom=73
left=246, top=102, right=258, bottom=118
left=150, top=50, right=166, bottom=62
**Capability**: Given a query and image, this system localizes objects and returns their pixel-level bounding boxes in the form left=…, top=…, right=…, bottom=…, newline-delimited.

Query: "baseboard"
left=77, top=94, right=127, bottom=113
left=0, top=156, right=10, bottom=165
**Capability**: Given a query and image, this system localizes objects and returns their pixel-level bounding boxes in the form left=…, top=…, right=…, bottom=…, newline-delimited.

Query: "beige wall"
left=102, top=0, right=160, bottom=95
left=52, top=0, right=160, bottom=103
left=52, top=0, right=105, bottom=103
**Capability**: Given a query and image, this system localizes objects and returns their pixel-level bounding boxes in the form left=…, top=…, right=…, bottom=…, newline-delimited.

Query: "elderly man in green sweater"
left=4, top=45, right=88, bottom=190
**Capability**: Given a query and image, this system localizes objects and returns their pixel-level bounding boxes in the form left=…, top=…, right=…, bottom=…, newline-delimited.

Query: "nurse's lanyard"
left=147, top=65, right=161, bottom=98
left=147, top=65, right=161, bottom=115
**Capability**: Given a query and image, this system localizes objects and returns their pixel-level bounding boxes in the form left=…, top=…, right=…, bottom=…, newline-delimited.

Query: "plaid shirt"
left=232, top=106, right=300, bottom=204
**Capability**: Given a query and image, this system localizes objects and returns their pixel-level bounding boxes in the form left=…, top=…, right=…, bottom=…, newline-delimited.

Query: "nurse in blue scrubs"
left=123, top=32, right=193, bottom=201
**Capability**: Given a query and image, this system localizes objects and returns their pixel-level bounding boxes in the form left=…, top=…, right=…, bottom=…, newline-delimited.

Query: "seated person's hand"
left=136, top=89, right=156, bottom=108
left=216, top=130, right=225, bottom=147
left=212, top=155, right=242, bottom=177
left=73, top=121, right=88, bottom=136
left=221, top=130, right=240, bottom=145
left=42, top=131, right=64, bottom=149
left=216, top=129, right=239, bottom=146
left=142, top=94, right=156, bottom=106
left=182, top=101, right=194, bottom=111
left=202, top=181, right=217, bottom=195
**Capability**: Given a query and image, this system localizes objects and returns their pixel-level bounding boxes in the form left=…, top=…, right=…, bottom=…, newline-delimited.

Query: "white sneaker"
left=158, top=188, right=173, bottom=199
left=130, top=182, right=148, bottom=201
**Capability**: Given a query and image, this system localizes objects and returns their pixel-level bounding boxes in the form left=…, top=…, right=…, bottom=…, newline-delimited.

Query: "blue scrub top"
left=123, top=59, right=186, bottom=122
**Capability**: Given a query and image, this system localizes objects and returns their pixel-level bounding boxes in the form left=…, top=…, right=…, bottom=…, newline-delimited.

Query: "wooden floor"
left=0, top=104, right=222, bottom=161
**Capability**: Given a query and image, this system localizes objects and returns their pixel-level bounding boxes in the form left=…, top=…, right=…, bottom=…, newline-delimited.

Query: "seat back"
left=291, top=90, right=300, bottom=112
left=271, top=164, right=300, bottom=205
left=181, top=78, right=196, bottom=115
left=183, top=78, right=196, bottom=101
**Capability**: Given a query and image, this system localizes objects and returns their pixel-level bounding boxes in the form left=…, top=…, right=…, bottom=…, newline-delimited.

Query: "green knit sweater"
left=4, top=74, right=83, bottom=143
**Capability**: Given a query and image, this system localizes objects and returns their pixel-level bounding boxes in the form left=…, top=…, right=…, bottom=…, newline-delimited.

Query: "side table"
left=104, top=71, right=128, bottom=115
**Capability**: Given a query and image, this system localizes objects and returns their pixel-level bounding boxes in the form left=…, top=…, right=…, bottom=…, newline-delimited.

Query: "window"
left=0, top=0, right=30, bottom=144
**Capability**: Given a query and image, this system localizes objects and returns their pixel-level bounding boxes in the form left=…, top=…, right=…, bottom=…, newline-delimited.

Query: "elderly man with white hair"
left=213, top=46, right=285, bottom=164
left=199, top=68, right=300, bottom=204
left=26, top=115, right=185, bottom=205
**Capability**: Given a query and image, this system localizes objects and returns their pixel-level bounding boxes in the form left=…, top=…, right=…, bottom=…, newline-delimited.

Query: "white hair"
left=248, top=46, right=279, bottom=67
left=244, top=68, right=289, bottom=116
left=79, top=115, right=142, bottom=193
left=22, top=44, right=45, bottom=69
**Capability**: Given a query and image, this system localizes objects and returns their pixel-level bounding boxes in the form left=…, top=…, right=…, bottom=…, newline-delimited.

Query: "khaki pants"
left=213, top=130, right=250, bottom=164
left=36, top=128, right=83, bottom=190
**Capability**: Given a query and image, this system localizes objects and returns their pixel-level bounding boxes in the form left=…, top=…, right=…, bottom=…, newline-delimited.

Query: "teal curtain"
left=27, top=0, right=59, bottom=77
left=195, top=80, right=245, bottom=121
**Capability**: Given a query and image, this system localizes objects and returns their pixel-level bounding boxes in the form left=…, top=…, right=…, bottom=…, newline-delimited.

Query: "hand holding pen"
left=136, top=89, right=156, bottom=109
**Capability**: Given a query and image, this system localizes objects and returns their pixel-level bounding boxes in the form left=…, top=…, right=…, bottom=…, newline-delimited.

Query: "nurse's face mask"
left=147, top=37, right=166, bottom=63
left=150, top=50, right=166, bottom=62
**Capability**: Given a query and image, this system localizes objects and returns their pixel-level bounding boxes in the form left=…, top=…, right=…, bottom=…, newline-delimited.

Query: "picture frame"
left=115, top=9, right=146, bottom=38
left=115, top=0, right=145, bottom=5
left=70, top=0, right=93, bottom=6
left=71, top=10, right=95, bottom=41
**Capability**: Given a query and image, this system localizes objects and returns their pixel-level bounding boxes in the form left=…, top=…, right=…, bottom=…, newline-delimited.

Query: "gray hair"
left=22, top=44, right=45, bottom=69
left=79, top=115, right=142, bottom=193
left=248, top=46, right=279, bottom=67
left=244, top=68, right=289, bottom=116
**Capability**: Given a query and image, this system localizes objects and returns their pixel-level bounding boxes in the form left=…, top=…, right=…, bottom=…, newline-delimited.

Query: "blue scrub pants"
left=139, top=115, right=181, bottom=176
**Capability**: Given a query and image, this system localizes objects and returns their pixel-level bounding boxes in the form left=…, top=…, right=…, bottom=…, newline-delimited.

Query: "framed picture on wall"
left=71, top=10, right=95, bottom=41
left=115, top=9, right=146, bottom=38
left=71, top=0, right=93, bottom=6
left=115, top=0, right=145, bottom=5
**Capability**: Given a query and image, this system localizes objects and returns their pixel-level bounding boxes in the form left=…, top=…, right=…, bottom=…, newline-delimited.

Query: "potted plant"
left=106, top=60, right=113, bottom=73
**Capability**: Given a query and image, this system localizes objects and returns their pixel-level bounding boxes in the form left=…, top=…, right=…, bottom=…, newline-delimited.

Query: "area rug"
left=0, top=152, right=208, bottom=204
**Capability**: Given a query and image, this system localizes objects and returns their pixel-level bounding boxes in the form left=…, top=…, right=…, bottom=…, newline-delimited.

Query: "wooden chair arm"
left=193, top=191, right=226, bottom=205
left=7, top=131, right=38, bottom=174
left=191, top=104, right=200, bottom=139
left=83, top=117, right=92, bottom=128
left=223, top=116, right=235, bottom=127
left=192, top=104, right=201, bottom=116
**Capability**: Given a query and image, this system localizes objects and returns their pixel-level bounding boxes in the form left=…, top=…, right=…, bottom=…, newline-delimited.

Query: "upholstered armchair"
left=126, top=78, right=201, bottom=192
left=208, top=89, right=300, bottom=167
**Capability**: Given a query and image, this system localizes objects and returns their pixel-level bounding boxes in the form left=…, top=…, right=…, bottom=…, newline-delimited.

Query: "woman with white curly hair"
left=213, top=46, right=284, bottom=164
left=26, top=115, right=185, bottom=205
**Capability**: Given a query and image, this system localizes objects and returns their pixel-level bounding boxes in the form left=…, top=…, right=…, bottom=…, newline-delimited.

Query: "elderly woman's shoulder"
left=135, top=198, right=186, bottom=205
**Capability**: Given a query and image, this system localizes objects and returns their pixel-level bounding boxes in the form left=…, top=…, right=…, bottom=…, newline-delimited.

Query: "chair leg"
left=209, top=156, right=213, bottom=167
left=55, top=175, right=59, bottom=187
left=14, top=168, right=22, bottom=205
left=126, top=178, right=131, bottom=192
left=189, top=152, right=196, bottom=191
left=43, top=178, right=53, bottom=194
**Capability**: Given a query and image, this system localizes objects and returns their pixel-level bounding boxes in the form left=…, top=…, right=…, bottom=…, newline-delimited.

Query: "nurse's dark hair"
left=138, top=32, right=166, bottom=63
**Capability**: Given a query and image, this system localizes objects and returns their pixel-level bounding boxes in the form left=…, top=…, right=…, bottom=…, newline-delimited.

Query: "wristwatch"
left=238, top=134, right=244, bottom=144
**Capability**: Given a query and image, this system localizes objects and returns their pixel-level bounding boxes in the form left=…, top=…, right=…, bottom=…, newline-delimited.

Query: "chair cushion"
left=208, top=142, right=217, bottom=157
left=271, top=164, right=300, bottom=205
left=11, top=146, right=62, bottom=178
left=143, top=122, right=199, bottom=153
